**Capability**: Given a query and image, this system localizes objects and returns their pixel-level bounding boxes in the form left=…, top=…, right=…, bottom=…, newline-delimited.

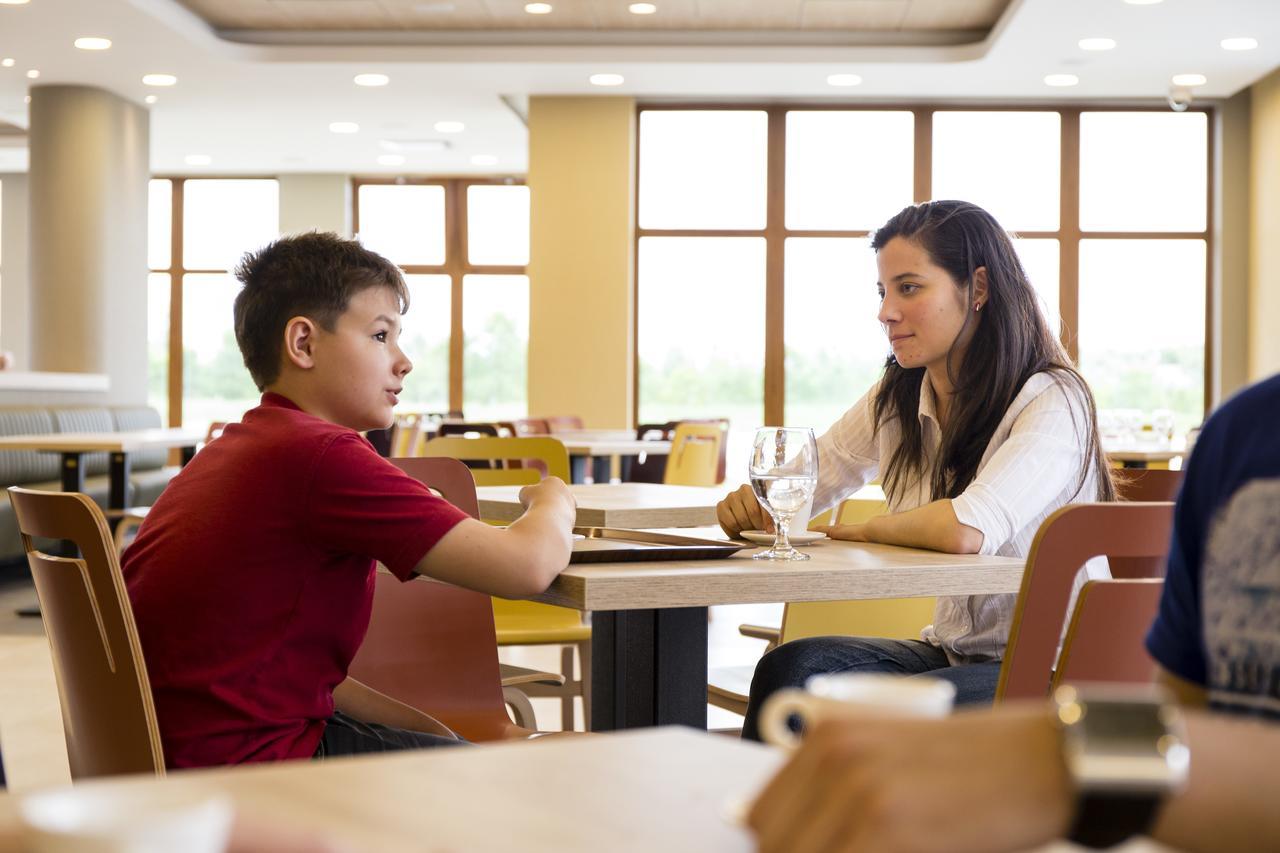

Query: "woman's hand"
left=813, top=523, right=870, bottom=542
left=716, top=483, right=770, bottom=538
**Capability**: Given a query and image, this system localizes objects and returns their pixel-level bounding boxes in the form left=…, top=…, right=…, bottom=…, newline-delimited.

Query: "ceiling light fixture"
left=354, top=73, right=389, bottom=87
left=144, top=95, right=157, bottom=104
left=377, top=154, right=406, bottom=166
left=1171, top=73, right=1206, bottom=86
left=1078, top=37, right=1116, bottom=51
left=380, top=138, right=449, bottom=152
left=329, top=121, right=360, bottom=134
left=1, top=58, right=13, bottom=67
left=827, top=73, right=862, bottom=86
left=184, top=154, right=212, bottom=166
left=0, top=0, right=32, bottom=6
left=471, top=154, right=499, bottom=166
left=1221, top=37, right=1258, bottom=51
left=433, top=120, right=465, bottom=133
left=142, top=73, right=177, bottom=87
left=1044, top=73, right=1080, bottom=87
left=74, top=37, right=112, bottom=50
left=1122, top=0, right=1163, bottom=5
left=25, top=69, right=38, bottom=79
left=524, top=3, right=552, bottom=13
left=629, top=3, right=657, bottom=13
left=589, top=73, right=625, bottom=86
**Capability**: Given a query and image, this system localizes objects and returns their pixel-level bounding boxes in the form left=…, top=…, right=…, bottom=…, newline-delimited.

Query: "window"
left=353, top=179, right=529, bottom=417
left=148, top=178, right=280, bottom=430
left=636, top=106, right=1212, bottom=438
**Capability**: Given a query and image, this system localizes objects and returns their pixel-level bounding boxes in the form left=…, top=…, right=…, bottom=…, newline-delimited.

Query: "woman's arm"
left=817, top=498, right=984, bottom=553
left=332, top=677, right=459, bottom=739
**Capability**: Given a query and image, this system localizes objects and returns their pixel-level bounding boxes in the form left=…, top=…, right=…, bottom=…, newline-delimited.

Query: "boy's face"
left=309, top=285, right=412, bottom=431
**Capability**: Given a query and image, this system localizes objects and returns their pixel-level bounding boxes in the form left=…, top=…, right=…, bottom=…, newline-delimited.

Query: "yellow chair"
left=663, top=422, right=726, bottom=487
left=418, top=435, right=592, bottom=730
left=708, top=492, right=935, bottom=718
left=390, top=413, right=424, bottom=458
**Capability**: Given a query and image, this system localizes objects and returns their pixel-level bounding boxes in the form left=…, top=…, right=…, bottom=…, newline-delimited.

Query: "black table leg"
left=108, top=452, right=131, bottom=511
left=618, top=454, right=634, bottom=482
left=591, top=456, right=612, bottom=484
left=59, top=451, right=85, bottom=494
left=590, top=607, right=709, bottom=731
left=180, top=444, right=197, bottom=466
left=570, top=455, right=589, bottom=484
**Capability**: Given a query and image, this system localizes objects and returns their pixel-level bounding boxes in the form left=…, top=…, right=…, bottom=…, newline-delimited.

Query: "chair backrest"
left=780, top=597, right=937, bottom=645
left=545, top=415, right=585, bottom=433
left=1052, top=578, right=1165, bottom=690
left=664, top=422, right=725, bottom=487
left=421, top=436, right=571, bottom=487
left=625, top=422, right=676, bottom=483
left=347, top=457, right=530, bottom=741
left=511, top=418, right=551, bottom=436
left=438, top=422, right=502, bottom=438
left=679, top=418, right=730, bottom=483
left=7, top=487, right=166, bottom=779
left=1116, top=468, right=1183, bottom=502
left=996, top=502, right=1174, bottom=703
left=390, top=413, right=423, bottom=458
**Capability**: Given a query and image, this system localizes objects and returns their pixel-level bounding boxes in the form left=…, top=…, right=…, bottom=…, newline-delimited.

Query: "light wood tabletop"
left=0, top=428, right=205, bottom=453
left=533, top=527, right=1026, bottom=612
left=0, top=729, right=776, bottom=853
left=478, top=482, right=724, bottom=528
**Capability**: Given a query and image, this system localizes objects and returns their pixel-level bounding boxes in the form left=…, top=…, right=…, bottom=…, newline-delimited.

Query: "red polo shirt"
left=123, top=393, right=468, bottom=768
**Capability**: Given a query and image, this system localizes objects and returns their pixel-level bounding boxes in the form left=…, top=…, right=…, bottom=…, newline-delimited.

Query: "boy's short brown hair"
left=233, top=232, right=410, bottom=391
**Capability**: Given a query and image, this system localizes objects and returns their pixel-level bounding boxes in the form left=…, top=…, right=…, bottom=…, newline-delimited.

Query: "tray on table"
left=569, top=527, right=747, bottom=563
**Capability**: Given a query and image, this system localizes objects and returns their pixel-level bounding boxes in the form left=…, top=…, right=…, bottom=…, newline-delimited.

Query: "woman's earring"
left=974, top=302, right=982, bottom=312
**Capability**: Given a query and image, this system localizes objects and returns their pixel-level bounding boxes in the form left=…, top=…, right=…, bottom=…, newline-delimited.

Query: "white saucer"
left=740, top=530, right=827, bottom=546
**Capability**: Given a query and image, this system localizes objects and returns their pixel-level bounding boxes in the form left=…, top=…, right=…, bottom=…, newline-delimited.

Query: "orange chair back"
left=1116, top=468, right=1183, bottom=502
left=347, top=458, right=532, bottom=741
left=545, top=415, right=585, bottom=432
left=996, top=502, right=1174, bottom=702
left=1052, top=578, right=1165, bottom=690
left=7, top=487, right=165, bottom=779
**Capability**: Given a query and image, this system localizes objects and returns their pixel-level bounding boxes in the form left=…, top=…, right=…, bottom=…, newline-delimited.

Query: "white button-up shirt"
left=813, top=370, right=1107, bottom=663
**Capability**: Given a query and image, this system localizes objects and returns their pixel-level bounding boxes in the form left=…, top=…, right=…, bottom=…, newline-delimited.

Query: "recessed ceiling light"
left=629, top=3, right=657, bottom=13
left=380, top=138, right=449, bottom=152
left=1044, top=73, right=1079, bottom=87
left=0, top=1, right=32, bottom=6
left=142, top=73, right=177, bottom=87
left=329, top=121, right=360, bottom=134
left=1078, top=37, right=1116, bottom=51
left=827, top=73, right=862, bottom=87
left=354, top=73, right=389, bottom=87
left=1, top=58, right=13, bottom=67
left=589, top=73, right=625, bottom=87
left=25, top=69, right=38, bottom=79
left=471, top=154, right=498, bottom=166
left=23, top=95, right=30, bottom=103
left=433, top=120, right=465, bottom=133
left=184, top=154, right=211, bottom=166
left=1122, top=0, right=1162, bottom=5
left=74, top=37, right=112, bottom=50
left=1171, top=73, right=1206, bottom=87
left=1221, top=37, right=1258, bottom=51
left=525, top=3, right=552, bottom=13
left=377, top=154, right=406, bottom=166
left=145, top=94, right=157, bottom=104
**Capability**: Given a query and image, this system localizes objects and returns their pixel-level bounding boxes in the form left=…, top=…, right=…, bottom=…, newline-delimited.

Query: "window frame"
left=633, top=103, right=1215, bottom=427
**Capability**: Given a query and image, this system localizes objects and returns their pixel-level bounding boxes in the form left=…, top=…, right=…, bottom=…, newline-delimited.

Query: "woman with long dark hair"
left=716, top=200, right=1116, bottom=739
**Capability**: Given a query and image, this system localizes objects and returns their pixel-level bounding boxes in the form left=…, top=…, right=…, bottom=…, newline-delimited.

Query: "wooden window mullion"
left=167, top=179, right=185, bottom=429
left=763, top=107, right=787, bottom=426
left=1059, top=110, right=1081, bottom=363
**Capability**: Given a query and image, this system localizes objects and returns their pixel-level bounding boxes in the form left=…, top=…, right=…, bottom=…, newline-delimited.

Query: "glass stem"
left=775, top=513, right=793, bottom=552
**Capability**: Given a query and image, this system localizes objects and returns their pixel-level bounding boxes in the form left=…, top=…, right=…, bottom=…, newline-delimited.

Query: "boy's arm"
left=332, top=677, right=458, bottom=739
left=414, top=477, right=577, bottom=599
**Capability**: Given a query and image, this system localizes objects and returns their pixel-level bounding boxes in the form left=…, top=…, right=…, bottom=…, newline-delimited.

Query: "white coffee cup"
left=759, top=672, right=956, bottom=749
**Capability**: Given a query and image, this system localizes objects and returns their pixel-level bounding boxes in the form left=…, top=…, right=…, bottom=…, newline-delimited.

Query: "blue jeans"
left=314, top=710, right=468, bottom=757
left=740, top=636, right=1002, bottom=742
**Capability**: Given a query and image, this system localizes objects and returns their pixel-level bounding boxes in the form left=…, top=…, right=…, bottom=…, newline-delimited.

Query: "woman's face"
left=876, top=236, right=977, bottom=375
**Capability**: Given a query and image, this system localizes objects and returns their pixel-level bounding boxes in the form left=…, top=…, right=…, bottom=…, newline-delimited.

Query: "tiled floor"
left=0, top=571, right=780, bottom=790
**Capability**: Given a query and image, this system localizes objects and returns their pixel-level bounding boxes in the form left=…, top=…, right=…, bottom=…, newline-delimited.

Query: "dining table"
left=477, top=482, right=723, bottom=528
left=0, top=428, right=205, bottom=510
left=528, top=529, right=1026, bottom=732
left=551, top=429, right=671, bottom=483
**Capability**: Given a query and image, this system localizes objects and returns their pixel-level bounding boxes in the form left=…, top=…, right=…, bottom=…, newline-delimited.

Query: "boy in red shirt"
left=123, top=232, right=576, bottom=768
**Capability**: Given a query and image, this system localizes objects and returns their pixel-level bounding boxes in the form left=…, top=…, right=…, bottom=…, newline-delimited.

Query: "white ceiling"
left=0, top=0, right=1277, bottom=175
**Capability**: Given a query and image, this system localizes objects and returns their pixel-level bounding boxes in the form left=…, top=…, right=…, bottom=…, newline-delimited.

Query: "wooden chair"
left=509, top=418, right=551, bottom=436
left=390, top=413, right=424, bottom=458
left=626, top=422, right=676, bottom=484
left=995, top=502, right=1174, bottom=702
left=1053, top=578, right=1165, bottom=689
left=664, top=422, right=726, bottom=487
left=1116, top=468, right=1183, bottom=502
left=437, top=422, right=503, bottom=438
left=709, top=495, right=934, bottom=717
left=7, top=486, right=166, bottom=779
left=348, top=457, right=562, bottom=740
left=545, top=415, right=585, bottom=432
left=415, top=439, right=593, bottom=730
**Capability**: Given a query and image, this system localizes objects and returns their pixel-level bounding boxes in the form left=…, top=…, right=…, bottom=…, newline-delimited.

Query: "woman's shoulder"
left=1003, top=369, right=1094, bottom=424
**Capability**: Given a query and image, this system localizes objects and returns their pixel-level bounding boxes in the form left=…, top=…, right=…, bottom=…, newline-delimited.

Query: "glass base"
left=752, top=544, right=811, bottom=561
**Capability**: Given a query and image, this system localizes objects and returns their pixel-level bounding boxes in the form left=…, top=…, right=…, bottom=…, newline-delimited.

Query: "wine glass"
left=749, top=427, right=819, bottom=561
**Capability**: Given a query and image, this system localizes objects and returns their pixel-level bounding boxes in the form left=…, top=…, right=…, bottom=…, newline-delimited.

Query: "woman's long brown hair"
left=870, top=201, right=1116, bottom=504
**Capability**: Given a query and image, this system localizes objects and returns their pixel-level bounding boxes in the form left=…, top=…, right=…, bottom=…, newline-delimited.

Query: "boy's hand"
left=518, top=477, right=576, bottom=525
left=717, top=483, right=771, bottom=538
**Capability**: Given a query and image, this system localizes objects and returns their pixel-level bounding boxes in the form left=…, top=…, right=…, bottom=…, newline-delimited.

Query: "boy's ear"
left=282, top=316, right=319, bottom=370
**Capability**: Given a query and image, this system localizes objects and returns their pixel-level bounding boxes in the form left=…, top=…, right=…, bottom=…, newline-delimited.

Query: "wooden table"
left=530, top=530, right=1025, bottom=732
left=0, top=729, right=775, bottom=853
left=0, top=429, right=204, bottom=510
left=1105, top=448, right=1183, bottom=469
left=553, top=431, right=671, bottom=483
left=478, top=483, right=723, bottom=528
